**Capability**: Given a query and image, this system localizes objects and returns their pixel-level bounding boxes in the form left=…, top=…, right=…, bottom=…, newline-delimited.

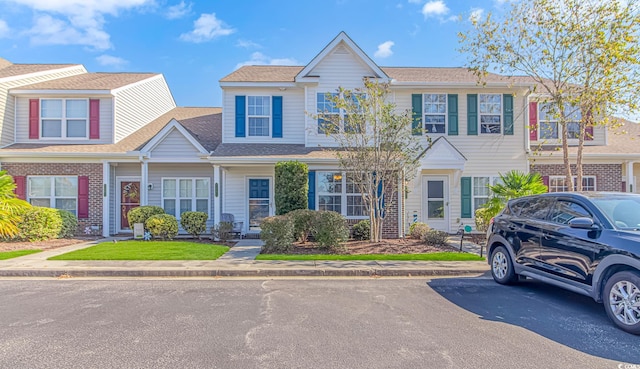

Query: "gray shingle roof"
left=210, top=143, right=335, bottom=159
left=0, top=61, right=80, bottom=79
left=14, top=72, right=159, bottom=90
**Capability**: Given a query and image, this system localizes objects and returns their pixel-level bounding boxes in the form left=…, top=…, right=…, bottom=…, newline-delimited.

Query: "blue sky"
left=0, top=0, right=510, bottom=107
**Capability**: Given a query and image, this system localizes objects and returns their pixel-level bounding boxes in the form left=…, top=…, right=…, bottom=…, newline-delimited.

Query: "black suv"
left=487, top=192, right=640, bottom=334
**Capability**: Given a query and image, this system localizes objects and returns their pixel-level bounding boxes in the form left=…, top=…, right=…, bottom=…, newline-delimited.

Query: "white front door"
left=422, top=175, right=449, bottom=232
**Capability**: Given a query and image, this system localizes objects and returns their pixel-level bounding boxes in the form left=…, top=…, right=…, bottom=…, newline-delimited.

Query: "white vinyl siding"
left=148, top=128, right=203, bottom=160
left=113, top=75, right=176, bottom=143
left=222, top=166, right=274, bottom=233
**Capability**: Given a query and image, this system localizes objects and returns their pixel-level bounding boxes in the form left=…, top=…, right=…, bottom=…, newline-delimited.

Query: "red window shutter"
left=78, top=176, right=89, bottom=219
left=89, top=99, right=100, bottom=139
left=622, top=181, right=627, bottom=193
left=29, top=99, right=39, bottom=139
left=542, top=175, right=550, bottom=192
left=13, top=176, right=26, bottom=200
left=529, top=102, right=538, bottom=141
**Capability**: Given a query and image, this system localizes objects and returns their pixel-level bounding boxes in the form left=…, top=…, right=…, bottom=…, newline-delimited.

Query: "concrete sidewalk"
left=0, top=237, right=489, bottom=278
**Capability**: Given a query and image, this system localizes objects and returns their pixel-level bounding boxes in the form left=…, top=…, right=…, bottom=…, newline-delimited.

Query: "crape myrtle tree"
left=459, top=0, right=640, bottom=191
left=317, top=80, right=423, bottom=242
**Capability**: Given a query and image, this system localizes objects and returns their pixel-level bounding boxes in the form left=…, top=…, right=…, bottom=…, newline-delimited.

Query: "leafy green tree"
left=274, top=161, right=308, bottom=215
left=460, top=0, right=640, bottom=191
left=317, top=80, right=423, bottom=242
left=0, top=170, right=31, bottom=238
left=475, top=171, right=547, bottom=231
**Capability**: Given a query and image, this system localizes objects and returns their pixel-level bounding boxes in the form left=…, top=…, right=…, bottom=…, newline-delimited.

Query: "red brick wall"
left=531, top=163, right=622, bottom=191
left=345, top=192, right=400, bottom=239
left=2, top=162, right=103, bottom=234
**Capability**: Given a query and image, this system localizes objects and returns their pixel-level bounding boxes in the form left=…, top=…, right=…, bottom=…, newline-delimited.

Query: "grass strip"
left=0, top=249, right=42, bottom=260
left=49, top=241, right=229, bottom=260
left=256, top=252, right=484, bottom=261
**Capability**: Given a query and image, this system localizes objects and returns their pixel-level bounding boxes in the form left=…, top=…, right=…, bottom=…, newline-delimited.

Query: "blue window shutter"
left=377, top=177, right=385, bottom=218
left=503, top=94, right=513, bottom=135
left=461, top=177, right=472, bottom=218
left=272, top=96, right=283, bottom=138
left=447, top=94, right=458, bottom=135
left=235, top=96, right=246, bottom=137
left=308, top=171, right=316, bottom=210
left=411, top=94, right=422, bottom=136
left=467, top=94, right=478, bottom=136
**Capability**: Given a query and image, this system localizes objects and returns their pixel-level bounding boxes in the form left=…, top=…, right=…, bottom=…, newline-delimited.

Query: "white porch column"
left=626, top=161, right=634, bottom=193
left=213, top=165, right=222, bottom=225
left=102, top=161, right=110, bottom=237
left=141, top=160, right=149, bottom=205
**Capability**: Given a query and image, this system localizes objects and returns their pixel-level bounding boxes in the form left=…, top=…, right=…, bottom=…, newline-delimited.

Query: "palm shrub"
left=274, top=161, right=308, bottom=215
left=0, top=170, right=31, bottom=239
left=475, top=170, right=547, bottom=231
left=145, top=214, right=179, bottom=240
left=180, top=211, right=208, bottom=239
left=128, top=206, right=165, bottom=230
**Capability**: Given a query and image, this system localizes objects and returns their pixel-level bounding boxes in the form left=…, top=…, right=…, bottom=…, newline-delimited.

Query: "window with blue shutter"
left=272, top=96, right=283, bottom=138
left=461, top=177, right=472, bottom=218
left=467, top=95, right=478, bottom=135
left=448, top=94, right=458, bottom=135
left=503, top=94, right=513, bottom=135
left=411, top=94, right=422, bottom=135
left=235, top=96, right=246, bottom=137
left=308, top=171, right=316, bottom=210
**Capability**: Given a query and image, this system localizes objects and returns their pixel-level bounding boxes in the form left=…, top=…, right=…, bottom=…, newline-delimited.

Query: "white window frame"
left=161, top=177, right=210, bottom=220
left=317, top=92, right=365, bottom=134
left=27, top=175, right=78, bottom=215
left=479, top=94, right=502, bottom=134
left=40, top=98, right=89, bottom=139
left=538, top=102, right=582, bottom=140
left=423, top=93, right=447, bottom=135
left=246, top=96, right=271, bottom=137
left=316, top=171, right=367, bottom=219
left=472, top=176, right=501, bottom=213
left=548, top=176, right=596, bottom=192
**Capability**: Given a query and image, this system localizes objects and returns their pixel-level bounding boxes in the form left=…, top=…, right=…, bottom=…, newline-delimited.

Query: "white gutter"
left=390, top=81, right=535, bottom=88
left=219, top=82, right=297, bottom=88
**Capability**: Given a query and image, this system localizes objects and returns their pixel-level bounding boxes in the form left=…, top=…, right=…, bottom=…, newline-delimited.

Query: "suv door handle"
left=507, top=225, right=517, bottom=231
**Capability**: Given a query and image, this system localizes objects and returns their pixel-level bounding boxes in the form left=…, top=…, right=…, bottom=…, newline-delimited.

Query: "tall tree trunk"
left=562, top=122, right=573, bottom=192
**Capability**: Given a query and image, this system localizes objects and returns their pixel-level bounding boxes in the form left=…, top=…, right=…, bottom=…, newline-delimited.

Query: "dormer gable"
left=139, top=118, right=209, bottom=162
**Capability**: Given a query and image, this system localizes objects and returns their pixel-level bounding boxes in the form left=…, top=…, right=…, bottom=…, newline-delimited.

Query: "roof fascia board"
left=220, top=82, right=298, bottom=88
left=209, top=157, right=338, bottom=165
left=0, top=65, right=86, bottom=84
left=391, top=81, right=534, bottom=88
left=9, top=89, right=112, bottom=95
left=140, top=118, right=209, bottom=154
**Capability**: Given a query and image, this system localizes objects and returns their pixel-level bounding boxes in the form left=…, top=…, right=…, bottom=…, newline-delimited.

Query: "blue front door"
left=249, top=179, right=270, bottom=230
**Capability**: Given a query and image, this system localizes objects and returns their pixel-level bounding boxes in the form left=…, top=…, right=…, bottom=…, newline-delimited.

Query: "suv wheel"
left=603, top=271, right=640, bottom=335
left=491, top=246, right=518, bottom=285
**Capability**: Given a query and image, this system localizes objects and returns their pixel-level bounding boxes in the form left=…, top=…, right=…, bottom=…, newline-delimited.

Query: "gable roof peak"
left=295, top=31, right=389, bottom=82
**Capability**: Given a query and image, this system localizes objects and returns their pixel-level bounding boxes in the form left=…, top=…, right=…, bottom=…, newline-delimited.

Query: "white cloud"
left=236, top=39, right=261, bottom=49
left=179, top=13, right=235, bottom=43
left=6, top=0, right=152, bottom=50
left=374, top=41, right=394, bottom=58
left=469, top=8, right=484, bottom=22
left=235, top=52, right=298, bottom=70
left=422, top=0, right=449, bottom=18
left=96, top=54, right=128, bottom=67
left=0, top=20, right=10, bottom=38
left=165, top=1, right=191, bottom=19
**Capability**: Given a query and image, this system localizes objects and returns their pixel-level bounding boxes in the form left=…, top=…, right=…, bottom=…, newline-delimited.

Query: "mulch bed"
left=282, top=238, right=460, bottom=255
left=0, top=237, right=103, bottom=252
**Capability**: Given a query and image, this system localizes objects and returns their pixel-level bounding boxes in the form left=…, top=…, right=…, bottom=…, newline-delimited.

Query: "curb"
left=0, top=267, right=489, bottom=278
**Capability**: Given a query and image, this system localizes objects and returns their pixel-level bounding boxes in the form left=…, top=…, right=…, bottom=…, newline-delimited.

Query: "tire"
left=490, top=246, right=518, bottom=285
left=603, top=271, right=640, bottom=335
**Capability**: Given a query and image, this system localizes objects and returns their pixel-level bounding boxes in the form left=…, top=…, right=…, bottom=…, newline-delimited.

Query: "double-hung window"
left=479, top=94, right=501, bottom=134
left=317, top=172, right=367, bottom=218
left=162, top=178, right=210, bottom=219
left=423, top=94, right=446, bottom=134
left=41, top=99, right=88, bottom=138
left=548, top=176, right=596, bottom=192
left=317, top=92, right=364, bottom=134
left=472, top=176, right=501, bottom=213
left=247, top=96, right=270, bottom=136
left=27, top=176, right=78, bottom=215
left=539, top=102, right=582, bottom=140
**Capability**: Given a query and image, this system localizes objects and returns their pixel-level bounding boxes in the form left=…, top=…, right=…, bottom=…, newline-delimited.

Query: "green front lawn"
left=49, top=241, right=229, bottom=260
left=0, top=249, right=42, bottom=260
left=256, top=252, right=484, bottom=261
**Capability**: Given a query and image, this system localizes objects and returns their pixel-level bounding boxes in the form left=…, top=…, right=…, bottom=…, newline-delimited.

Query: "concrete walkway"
left=0, top=237, right=489, bottom=278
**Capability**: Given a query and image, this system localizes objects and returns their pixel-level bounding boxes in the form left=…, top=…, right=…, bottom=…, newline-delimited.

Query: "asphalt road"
left=0, top=277, right=638, bottom=369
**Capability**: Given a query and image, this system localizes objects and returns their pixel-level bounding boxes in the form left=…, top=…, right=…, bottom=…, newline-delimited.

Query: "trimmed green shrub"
left=17, top=206, right=62, bottom=241
left=286, top=209, right=316, bottom=243
left=57, top=210, right=78, bottom=238
left=260, top=215, right=294, bottom=253
left=409, top=222, right=430, bottom=240
left=312, top=211, right=349, bottom=250
left=352, top=219, right=370, bottom=240
left=213, top=222, right=233, bottom=243
left=274, top=161, right=308, bottom=215
left=127, top=206, right=165, bottom=230
left=180, top=211, right=208, bottom=239
left=146, top=214, right=179, bottom=240
left=474, top=207, right=491, bottom=233
left=422, top=229, right=449, bottom=246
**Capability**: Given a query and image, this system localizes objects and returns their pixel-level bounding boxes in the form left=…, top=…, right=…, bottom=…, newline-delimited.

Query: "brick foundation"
left=2, top=162, right=103, bottom=235
left=531, top=163, right=622, bottom=191
left=345, top=193, right=400, bottom=239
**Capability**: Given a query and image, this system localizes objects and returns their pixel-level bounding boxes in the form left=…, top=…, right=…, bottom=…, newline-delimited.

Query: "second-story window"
left=317, top=92, right=364, bottom=134
left=479, top=94, right=501, bottom=134
left=423, top=94, right=446, bottom=134
left=41, top=99, right=88, bottom=138
left=539, top=102, right=582, bottom=140
left=247, top=96, right=270, bottom=136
